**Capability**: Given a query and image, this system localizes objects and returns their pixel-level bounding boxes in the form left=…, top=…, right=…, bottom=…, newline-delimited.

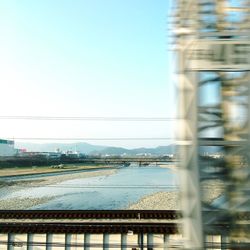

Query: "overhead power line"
left=0, top=116, right=177, bottom=121
left=5, top=137, right=175, bottom=141
left=17, top=184, right=178, bottom=189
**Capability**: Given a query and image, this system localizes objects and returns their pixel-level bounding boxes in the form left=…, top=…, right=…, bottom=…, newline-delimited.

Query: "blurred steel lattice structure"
left=175, top=0, right=250, bottom=249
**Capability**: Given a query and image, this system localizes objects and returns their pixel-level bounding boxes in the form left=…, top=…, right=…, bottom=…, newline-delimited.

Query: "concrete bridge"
left=0, top=156, right=175, bottom=167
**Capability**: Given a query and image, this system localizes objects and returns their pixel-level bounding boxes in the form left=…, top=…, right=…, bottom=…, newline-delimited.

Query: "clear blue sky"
left=0, top=0, right=176, bottom=148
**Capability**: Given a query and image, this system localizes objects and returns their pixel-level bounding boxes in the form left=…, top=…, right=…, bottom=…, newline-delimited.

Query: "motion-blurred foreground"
left=0, top=0, right=250, bottom=249
left=176, top=0, right=250, bottom=248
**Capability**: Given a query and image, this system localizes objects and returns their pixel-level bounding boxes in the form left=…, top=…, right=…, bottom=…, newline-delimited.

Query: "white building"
left=0, top=139, right=17, bottom=156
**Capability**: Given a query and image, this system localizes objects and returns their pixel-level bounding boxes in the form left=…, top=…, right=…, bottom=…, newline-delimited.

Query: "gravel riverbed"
left=0, top=166, right=224, bottom=210
left=0, top=168, right=117, bottom=210
left=127, top=179, right=224, bottom=210
left=127, top=191, right=180, bottom=210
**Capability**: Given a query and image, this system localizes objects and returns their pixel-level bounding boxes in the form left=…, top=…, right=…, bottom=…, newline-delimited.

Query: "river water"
left=0, top=165, right=178, bottom=210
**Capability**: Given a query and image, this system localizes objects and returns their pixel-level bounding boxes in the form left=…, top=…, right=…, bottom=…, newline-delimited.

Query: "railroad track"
left=0, top=210, right=180, bottom=234
left=0, top=210, right=249, bottom=220
left=0, top=210, right=249, bottom=234
left=0, top=210, right=181, bottom=220
left=0, top=222, right=179, bottom=234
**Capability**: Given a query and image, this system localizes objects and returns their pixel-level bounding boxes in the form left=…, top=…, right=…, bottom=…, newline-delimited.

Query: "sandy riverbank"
left=127, top=179, right=224, bottom=210
left=0, top=164, right=115, bottom=177
left=127, top=191, right=180, bottom=210
left=201, top=179, right=224, bottom=203
left=0, top=197, right=61, bottom=210
left=0, top=168, right=117, bottom=209
left=158, top=164, right=177, bottom=169
left=0, top=164, right=224, bottom=210
left=124, top=164, right=219, bottom=210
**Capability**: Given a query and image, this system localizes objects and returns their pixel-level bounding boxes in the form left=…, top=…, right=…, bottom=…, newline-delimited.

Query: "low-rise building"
left=0, top=139, right=17, bottom=156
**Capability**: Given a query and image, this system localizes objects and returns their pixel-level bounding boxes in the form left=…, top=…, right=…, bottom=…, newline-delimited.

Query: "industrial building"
left=0, top=139, right=17, bottom=157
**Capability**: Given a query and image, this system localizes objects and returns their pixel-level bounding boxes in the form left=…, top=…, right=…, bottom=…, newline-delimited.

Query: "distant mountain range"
left=15, top=142, right=176, bottom=156
left=90, top=145, right=175, bottom=155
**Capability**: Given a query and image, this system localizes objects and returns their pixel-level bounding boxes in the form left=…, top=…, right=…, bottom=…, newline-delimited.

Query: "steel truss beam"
left=175, top=0, right=250, bottom=249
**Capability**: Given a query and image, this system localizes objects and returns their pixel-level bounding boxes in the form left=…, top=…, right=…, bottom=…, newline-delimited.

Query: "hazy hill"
left=15, top=142, right=176, bottom=156
left=89, top=145, right=176, bottom=156
left=16, top=142, right=106, bottom=154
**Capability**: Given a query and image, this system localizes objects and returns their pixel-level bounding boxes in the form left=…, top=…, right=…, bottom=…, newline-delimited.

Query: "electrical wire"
left=4, top=137, right=175, bottom=141
left=0, top=117, right=177, bottom=142
left=0, top=116, right=177, bottom=121
left=14, top=184, right=178, bottom=189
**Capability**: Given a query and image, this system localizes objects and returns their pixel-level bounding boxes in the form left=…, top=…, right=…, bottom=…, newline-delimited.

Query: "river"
left=0, top=165, right=178, bottom=210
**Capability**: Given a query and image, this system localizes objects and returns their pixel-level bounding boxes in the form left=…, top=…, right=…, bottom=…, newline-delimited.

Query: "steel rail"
left=1, top=221, right=248, bottom=234
left=0, top=210, right=249, bottom=220
left=0, top=222, right=179, bottom=234
left=0, top=210, right=181, bottom=220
